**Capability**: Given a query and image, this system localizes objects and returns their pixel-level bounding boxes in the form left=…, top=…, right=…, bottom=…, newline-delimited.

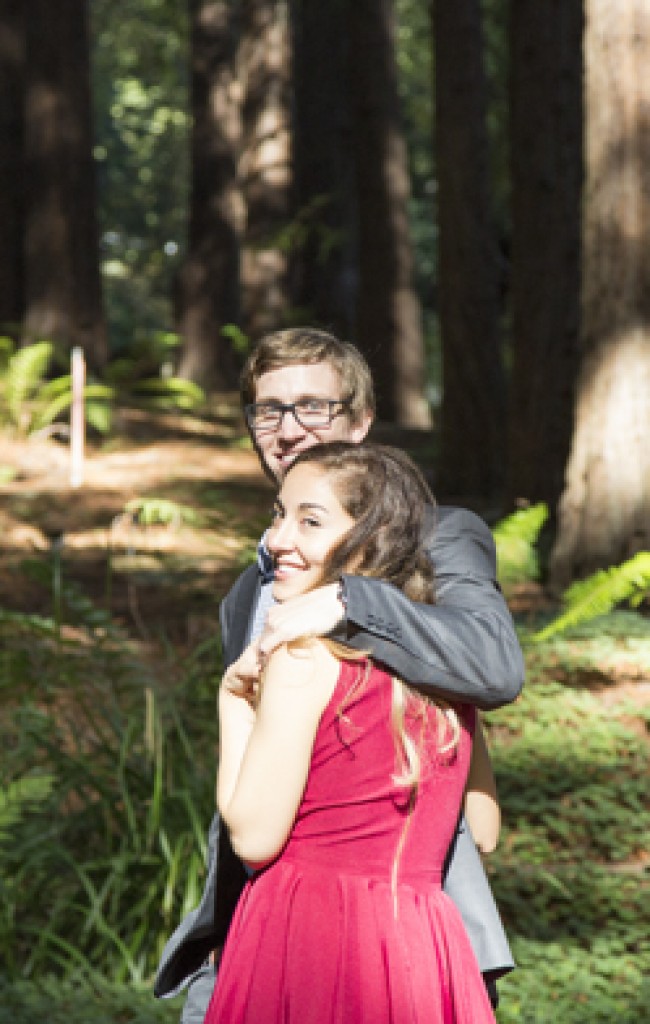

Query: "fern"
left=534, top=551, right=650, bottom=641
left=124, top=497, right=202, bottom=528
left=3, top=341, right=54, bottom=427
left=494, top=504, right=548, bottom=588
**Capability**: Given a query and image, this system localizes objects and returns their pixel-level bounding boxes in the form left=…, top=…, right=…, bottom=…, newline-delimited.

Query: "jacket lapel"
left=223, top=564, right=262, bottom=665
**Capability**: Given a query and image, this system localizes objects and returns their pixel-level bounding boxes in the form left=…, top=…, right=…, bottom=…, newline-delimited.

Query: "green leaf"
left=534, top=551, right=650, bottom=641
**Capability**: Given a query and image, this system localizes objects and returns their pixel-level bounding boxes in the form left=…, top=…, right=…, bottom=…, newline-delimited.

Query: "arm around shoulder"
left=339, top=507, right=524, bottom=710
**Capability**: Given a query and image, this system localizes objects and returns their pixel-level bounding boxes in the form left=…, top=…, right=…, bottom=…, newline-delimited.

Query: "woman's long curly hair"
left=285, top=442, right=459, bottom=793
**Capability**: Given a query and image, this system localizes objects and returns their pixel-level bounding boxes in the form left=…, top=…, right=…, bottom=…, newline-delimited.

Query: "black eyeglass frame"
left=244, top=398, right=352, bottom=432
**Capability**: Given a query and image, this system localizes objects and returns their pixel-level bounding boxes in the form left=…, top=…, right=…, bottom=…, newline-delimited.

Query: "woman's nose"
left=267, top=517, right=294, bottom=552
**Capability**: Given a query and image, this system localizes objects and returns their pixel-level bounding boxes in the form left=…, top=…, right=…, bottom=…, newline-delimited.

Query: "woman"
left=205, top=442, right=499, bottom=1024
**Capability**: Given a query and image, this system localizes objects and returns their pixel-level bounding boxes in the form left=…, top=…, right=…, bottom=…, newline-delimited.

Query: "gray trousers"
left=180, top=963, right=217, bottom=1024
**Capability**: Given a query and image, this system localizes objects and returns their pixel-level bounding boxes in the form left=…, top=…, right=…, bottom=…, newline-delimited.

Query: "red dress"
left=204, top=659, right=497, bottom=1024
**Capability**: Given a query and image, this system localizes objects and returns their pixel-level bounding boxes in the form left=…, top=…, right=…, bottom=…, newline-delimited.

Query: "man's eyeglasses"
left=245, top=398, right=351, bottom=432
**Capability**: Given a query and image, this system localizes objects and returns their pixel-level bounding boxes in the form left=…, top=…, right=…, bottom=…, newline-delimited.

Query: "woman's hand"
left=222, top=641, right=264, bottom=710
left=217, top=642, right=264, bottom=810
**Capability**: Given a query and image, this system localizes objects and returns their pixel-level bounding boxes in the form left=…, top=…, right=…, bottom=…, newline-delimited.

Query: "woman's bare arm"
left=218, top=640, right=340, bottom=868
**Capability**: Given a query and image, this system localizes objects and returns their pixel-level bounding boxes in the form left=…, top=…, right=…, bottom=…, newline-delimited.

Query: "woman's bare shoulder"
left=263, top=638, right=340, bottom=691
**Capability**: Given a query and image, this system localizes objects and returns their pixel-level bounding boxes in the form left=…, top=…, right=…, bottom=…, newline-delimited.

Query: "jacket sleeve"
left=339, top=507, right=524, bottom=711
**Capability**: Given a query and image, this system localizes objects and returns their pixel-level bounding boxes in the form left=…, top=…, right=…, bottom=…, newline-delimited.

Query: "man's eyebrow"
left=257, top=393, right=331, bottom=404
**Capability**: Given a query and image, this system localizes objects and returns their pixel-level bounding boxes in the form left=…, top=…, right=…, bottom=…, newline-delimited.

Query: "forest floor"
left=0, top=408, right=649, bottom=1022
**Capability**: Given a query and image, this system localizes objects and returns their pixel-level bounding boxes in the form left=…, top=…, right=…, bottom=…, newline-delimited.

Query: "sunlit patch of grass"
left=486, top=618, right=650, bottom=1021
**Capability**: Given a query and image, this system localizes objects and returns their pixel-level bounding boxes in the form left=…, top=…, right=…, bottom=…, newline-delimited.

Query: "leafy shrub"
left=0, top=337, right=205, bottom=438
left=0, top=597, right=219, bottom=983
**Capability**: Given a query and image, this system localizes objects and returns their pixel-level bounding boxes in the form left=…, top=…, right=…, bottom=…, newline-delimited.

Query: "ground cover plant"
left=0, top=416, right=648, bottom=1022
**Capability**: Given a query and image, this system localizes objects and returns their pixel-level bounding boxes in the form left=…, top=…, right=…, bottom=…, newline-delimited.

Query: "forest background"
left=0, top=0, right=649, bottom=1021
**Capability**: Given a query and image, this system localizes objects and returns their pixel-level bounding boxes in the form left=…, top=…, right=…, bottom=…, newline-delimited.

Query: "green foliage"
left=0, top=340, right=57, bottom=433
left=124, top=496, right=202, bottom=528
left=535, top=552, right=650, bottom=641
left=486, top=662, right=650, bottom=1022
left=0, top=977, right=180, bottom=1023
left=221, top=324, right=250, bottom=357
left=0, top=593, right=219, bottom=983
left=0, top=774, right=54, bottom=838
left=494, top=503, right=548, bottom=589
left=0, top=337, right=204, bottom=438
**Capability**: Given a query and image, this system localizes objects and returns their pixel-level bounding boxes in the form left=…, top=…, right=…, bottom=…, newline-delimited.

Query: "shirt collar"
left=257, top=531, right=275, bottom=583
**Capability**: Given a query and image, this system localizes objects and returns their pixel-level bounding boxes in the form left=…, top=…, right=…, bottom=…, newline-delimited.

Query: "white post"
left=70, top=347, right=85, bottom=488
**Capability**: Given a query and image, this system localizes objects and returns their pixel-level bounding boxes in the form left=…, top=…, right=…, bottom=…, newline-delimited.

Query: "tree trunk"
left=550, top=0, right=650, bottom=586
left=290, top=0, right=356, bottom=338
left=23, top=0, right=107, bottom=370
left=433, top=0, right=505, bottom=500
left=0, top=0, right=24, bottom=334
left=508, top=0, right=583, bottom=516
left=238, top=0, right=292, bottom=340
left=177, top=0, right=243, bottom=389
left=348, top=0, right=430, bottom=428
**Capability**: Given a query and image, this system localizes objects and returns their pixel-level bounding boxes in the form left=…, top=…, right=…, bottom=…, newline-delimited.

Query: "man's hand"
left=258, top=583, right=345, bottom=658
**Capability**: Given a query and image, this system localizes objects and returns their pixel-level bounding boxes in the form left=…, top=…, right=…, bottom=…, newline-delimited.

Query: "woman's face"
left=267, top=463, right=355, bottom=601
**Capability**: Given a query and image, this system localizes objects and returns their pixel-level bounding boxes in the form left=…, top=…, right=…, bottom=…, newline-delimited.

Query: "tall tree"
left=290, top=0, right=356, bottom=337
left=433, top=0, right=505, bottom=500
left=551, top=0, right=650, bottom=584
left=177, top=0, right=242, bottom=388
left=23, top=0, right=107, bottom=369
left=0, top=0, right=24, bottom=333
left=238, top=0, right=292, bottom=339
left=348, top=0, right=430, bottom=427
left=508, top=0, right=583, bottom=515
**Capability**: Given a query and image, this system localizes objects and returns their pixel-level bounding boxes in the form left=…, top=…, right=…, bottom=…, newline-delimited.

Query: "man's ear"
left=349, top=412, right=373, bottom=443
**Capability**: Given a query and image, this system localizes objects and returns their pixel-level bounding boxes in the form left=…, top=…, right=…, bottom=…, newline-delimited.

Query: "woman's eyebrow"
left=297, top=502, right=328, bottom=513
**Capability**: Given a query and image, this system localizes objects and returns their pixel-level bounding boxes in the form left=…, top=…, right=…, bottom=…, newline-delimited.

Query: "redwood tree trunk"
left=238, top=0, right=292, bottom=340
left=290, top=0, right=356, bottom=338
left=23, top=0, right=107, bottom=370
left=508, top=0, right=583, bottom=516
left=550, top=0, right=650, bottom=585
left=0, top=0, right=24, bottom=334
left=348, top=0, right=430, bottom=427
left=433, top=0, right=505, bottom=500
left=177, top=0, right=242, bottom=389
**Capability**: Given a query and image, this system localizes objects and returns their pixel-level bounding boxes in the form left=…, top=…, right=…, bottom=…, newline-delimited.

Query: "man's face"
left=250, top=361, right=372, bottom=481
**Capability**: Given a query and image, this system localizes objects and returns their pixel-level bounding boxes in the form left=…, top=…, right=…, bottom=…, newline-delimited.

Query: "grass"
left=487, top=620, right=650, bottom=1021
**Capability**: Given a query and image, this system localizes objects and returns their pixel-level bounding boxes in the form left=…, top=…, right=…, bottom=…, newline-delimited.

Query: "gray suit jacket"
left=154, top=506, right=521, bottom=1000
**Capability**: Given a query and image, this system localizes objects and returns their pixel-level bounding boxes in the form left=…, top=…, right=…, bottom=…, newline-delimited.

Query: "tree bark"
left=238, top=0, right=292, bottom=340
left=177, top=0, right=243, bottom=389
left=348, top=0, right=430, bottom=427
left=290, top=0, right=356, bottom=338
left=433, top=0, right=505, bottom=500
left=23, top=0, right=107, bottom=369
left=508, top=0, right=583, bottom=516
left=0, top=0, right=24, bottom=334
left=550, top=0, right=650, bottom=585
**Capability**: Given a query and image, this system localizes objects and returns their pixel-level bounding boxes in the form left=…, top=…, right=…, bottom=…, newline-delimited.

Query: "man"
left=154, top=328, right=524, bottom=1022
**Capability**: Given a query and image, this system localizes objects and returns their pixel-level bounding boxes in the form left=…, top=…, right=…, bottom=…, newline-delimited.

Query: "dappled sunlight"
left=0, top=420, right=273, bottom=640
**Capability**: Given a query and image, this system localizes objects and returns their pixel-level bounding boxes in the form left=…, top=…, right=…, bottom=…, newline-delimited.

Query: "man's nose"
left=276, top=407, right=305, bottom=440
